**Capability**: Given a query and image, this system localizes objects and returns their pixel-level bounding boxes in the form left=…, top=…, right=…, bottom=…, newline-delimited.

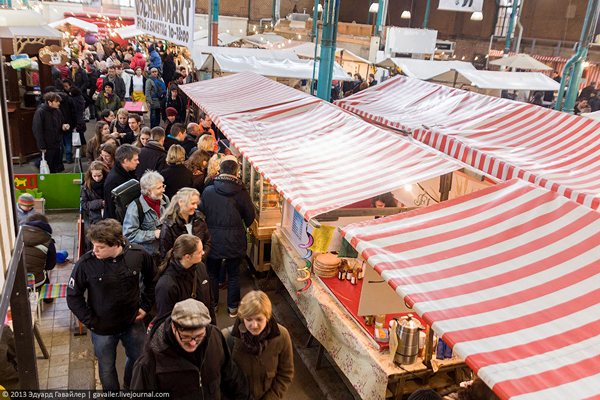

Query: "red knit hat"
left=166, top=107, right=178, bottom=117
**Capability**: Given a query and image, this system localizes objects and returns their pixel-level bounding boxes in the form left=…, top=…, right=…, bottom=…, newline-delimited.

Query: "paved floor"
left=33, top=212, right=355, bottom=399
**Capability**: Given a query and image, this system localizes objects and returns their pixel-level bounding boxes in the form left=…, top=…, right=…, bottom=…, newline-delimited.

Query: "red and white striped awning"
left=181, top=73, right=462, bottom=220
left=336, top=75, right=600, bottom=210
left=342, top=178, right=600, bottom=400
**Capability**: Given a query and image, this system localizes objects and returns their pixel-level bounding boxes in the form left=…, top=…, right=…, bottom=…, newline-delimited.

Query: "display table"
left=271, top=229, right=469, bottom=399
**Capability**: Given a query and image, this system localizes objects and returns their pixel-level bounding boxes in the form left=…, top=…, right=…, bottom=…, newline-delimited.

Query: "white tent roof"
left=192, top=45, right=298, bottom=69
left=290, top=42, right=371, bottom=64
left=489, top=53, right=552, bottom=71
left=377, top=58, right=476, bottom=80
left=242, top=33, right=288, bottom=48
left=0, top=9, right=45, bottom=27
left=113, top=24, right=145, bottom=39
left=199, top=53, right=352, bottom=80
left=49, top=17, right=98, bottom=33
left=432, top=69, right=561, bottom=91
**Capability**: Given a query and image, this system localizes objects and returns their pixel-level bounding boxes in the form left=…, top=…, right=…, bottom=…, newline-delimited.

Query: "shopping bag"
left=39, top=151, right=50, bottom=174
left=72, top=130, right=82, bottom=147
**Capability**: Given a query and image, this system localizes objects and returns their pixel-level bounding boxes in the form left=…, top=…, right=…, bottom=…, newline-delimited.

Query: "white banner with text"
left=135, top=0, right=195, bottom=48
left=438, top=0, right=484, bottom=12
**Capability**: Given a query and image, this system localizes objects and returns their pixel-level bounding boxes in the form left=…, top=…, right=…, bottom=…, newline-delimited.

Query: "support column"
left=375, top=0, right=385, bottom=35
left=503, top=0, right=520, bottom=55
left=422, top=0, right=431, bottom=29
left=316, top=0, right=340, bottom=101
left=208, top=0, right=219, bottom=47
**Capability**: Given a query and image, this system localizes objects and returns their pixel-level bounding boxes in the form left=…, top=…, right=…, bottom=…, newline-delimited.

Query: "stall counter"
left=272, top=229, right=428, bottom=400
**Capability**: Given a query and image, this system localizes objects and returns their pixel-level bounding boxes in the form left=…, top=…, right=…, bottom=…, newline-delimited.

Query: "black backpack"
left=111, top=179, right=144, bottom=224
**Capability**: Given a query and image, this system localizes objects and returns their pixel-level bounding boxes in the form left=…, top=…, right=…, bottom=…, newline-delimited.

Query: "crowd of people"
left=27, top=37, right=296, bottom=399
left=32, top=38, right=193, bottom=173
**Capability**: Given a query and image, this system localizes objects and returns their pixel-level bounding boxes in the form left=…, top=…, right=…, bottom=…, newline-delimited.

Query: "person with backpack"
left=67, top=219, right=155, bottom=391
left=145, top=67, right=166, bottom=128
left=104, top=144, right=140, bottom=220
left=122, top=170, right=169, bottom=256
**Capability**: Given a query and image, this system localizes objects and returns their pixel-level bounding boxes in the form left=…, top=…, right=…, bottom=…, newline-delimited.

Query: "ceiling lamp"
left=401, top=10, right=411, bottom=19
left=470, top=11, right=483, bottom=21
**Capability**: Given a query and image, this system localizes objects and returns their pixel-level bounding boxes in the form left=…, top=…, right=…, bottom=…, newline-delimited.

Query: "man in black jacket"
left=131, top=299, right=249, bottom=400
left=32, top=92, right=68, bottom=173
left=200, top=156, right=255, bottom=317
left=104, top=144, right=140, bottom=220
left=67, top=219, right=155, bottom=391
left=136, top=127, right=167, bottom=179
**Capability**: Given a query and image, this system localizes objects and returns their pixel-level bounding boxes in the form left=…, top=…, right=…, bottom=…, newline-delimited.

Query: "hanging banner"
left=135, top=0, right=195, bottom=48
left=438, top=0, right=484, bottom=12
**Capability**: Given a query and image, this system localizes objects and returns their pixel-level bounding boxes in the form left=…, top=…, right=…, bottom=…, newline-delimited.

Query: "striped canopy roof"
left=336, top=76, right=600, bottom=210
left=341, top=178, right=600, bottom=400
left=180, top=73, right=462, bottom=220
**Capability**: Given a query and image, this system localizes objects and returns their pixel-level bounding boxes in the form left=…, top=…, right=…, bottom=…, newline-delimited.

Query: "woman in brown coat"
left=223, top=290, right=294, bottom=400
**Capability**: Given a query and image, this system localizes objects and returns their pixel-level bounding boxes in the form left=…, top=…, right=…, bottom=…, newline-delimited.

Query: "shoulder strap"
left=135, top=198, right=145, bottom=225
left=191, top=268, right=197, bottom=299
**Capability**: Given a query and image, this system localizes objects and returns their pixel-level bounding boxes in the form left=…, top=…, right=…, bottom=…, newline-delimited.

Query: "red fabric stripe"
left=465, top=318, right=600, bottom=370
left=443, top=287, right=600, bottom=344
left=423, top=258, right=600, bottom=323
left=495, top=355, right=600, bottom=399
left=402, top=213, right=598, bottom=304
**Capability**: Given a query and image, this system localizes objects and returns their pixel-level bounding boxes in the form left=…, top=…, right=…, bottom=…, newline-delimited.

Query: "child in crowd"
left=81, top=161, right=109, bottom=249
left=16, top=193, right=36, bottom=225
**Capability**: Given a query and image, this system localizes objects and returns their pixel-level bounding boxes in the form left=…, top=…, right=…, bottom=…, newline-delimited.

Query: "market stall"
left=290, top=42, right=372, bottom=78
left=427, top=69, right=560, bottom=95
left=0, top=23, right=63, bottom=162
left=342, top=178, right=600, bottom=400
left=181, top=72, right=486, bottom=399
left=376, top=58, right=477, bottom=80
left=336, top=75, right=600, bottom=210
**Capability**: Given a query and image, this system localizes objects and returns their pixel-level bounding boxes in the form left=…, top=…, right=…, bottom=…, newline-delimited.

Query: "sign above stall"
left=438, top=0, right=483, bottom=12
left=135, top=0, right=195, bottom=49
left=38, top=45, right=69, bottom=66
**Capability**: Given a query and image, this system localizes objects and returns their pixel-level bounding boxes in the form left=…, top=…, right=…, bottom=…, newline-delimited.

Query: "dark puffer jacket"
left=131, top=319, right=249, bottom=400
left=200, top=175, right=255, bottom=260
left=81, top=182, right=104, bottom=225
left=136, top=141, right=167, bottom=180
left=22, top=220, right=56, bottom=286
left=159, top=212, right=211, bottom=259
left=32, top=103, right=63, bottom=150
left=154, top=260, right=215, bottom=324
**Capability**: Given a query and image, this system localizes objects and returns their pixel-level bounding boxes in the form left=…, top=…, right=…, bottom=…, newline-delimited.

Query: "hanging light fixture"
left=369, top=3, right=379, bottom=13
left=470, top=11, right=483, bottom=21
left=401, top=10, right=411, bottom=19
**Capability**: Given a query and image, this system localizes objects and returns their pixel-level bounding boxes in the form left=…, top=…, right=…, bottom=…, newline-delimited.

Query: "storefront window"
left=495, top=0, right=522, bottom=38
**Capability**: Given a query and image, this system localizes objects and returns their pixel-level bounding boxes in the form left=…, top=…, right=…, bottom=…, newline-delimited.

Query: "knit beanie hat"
left=18, top=193, right=35, bottom=208
left=166, top=107, right=178, bottom=117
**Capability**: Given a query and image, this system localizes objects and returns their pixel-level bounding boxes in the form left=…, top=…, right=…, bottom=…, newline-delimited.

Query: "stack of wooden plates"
left=313, top=253, right=341, bottom=278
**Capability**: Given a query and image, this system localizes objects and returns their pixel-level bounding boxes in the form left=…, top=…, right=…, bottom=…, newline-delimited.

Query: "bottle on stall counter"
left=337, top=261, right=346, bottom=280
left=374, top=314, right=389, bottom=343
left=345, top=263, right=352, bottom=281
left=350, top=267, right=357, bottom=285
left=357, top=262, right=364, bottom=280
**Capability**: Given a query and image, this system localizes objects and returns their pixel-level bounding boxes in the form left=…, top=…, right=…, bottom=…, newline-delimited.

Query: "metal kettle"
left=393, top=314, right=420, bottom=365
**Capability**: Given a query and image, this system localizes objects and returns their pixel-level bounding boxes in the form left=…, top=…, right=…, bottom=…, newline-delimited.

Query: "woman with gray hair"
left=123, top=170, right=170, bottom=255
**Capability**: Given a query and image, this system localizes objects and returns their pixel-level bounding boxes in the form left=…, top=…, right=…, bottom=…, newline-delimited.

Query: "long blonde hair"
left=161, top=187, right=200, bottom=224
left=206, top=153, right=224, bottom=180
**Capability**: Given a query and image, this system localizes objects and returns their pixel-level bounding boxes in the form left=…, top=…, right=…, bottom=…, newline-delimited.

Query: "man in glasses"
left=132, top=299, right=249, bottom=400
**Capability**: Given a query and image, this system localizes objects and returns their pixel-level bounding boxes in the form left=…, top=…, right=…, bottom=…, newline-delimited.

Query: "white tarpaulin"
left=192, top=46, right=298, bottom=68
left=290, top=42, right=371, bottom=64
left=385, top=27, right=438, bottom=55
left=200, top=54, right=352, bottom=80
left=135, top=0, right=195, bottom=48
left=113, top=24, right=145, bottom=39
left=432, top=69, right=562, bottom=90
left=376, top=58, right=476, bottom=80
left=49, top=17, right=98, bottom=33
left=438, top=0, right=483, bottom=12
